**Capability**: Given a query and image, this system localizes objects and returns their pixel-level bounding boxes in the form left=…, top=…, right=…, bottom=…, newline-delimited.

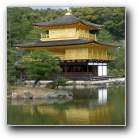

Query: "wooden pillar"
left=71, top=65, right=73, bottom=72
left=64, top=65, right=68, bottom=73
left=19, top=69, right=23, bottom=86
left=81, top=66, right=84, bottom=72
left=87, top=64, right=89, bottom=73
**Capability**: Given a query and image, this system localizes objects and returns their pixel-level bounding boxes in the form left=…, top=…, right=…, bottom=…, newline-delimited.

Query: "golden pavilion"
left=15, top=9, right=119, bottom=80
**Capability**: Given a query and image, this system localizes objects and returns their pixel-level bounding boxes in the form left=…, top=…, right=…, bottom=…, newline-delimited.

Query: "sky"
left=31, top=6, right=69, bottom=10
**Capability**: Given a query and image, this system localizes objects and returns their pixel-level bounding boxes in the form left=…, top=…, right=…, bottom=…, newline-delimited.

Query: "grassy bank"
left=7, top=86, right=56, bottom=99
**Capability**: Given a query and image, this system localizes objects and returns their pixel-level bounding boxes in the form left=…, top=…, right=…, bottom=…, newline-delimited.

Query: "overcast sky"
left=31, top=6, right=69, bottom=10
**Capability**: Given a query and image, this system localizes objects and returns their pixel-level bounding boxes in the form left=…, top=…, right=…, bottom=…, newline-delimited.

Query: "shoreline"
left=8, top=77, right=125, bottom=99
left=23, top=77, right=125, bottom=85
left=7, top=87, right=56, bottom=100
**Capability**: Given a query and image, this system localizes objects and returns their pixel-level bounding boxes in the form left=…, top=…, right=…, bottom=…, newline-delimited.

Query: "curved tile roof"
left=15, top=39, right=94, bottom=48
left=15, top=39, right=120, bottom=48
left=34, top=15, right=102, bottom=28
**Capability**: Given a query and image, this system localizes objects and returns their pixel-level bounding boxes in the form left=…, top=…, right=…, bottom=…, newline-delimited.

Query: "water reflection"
left=46, top=99, right=71, bottom=104
left=11, top=87, right=108, bottom=107
left=12, top=99, right=17, bottom=105
left=98, top=89, right=107, bottom=105
left=24, top=99, right=32, bottom=105
left=7, top=86, right=125, bottom=125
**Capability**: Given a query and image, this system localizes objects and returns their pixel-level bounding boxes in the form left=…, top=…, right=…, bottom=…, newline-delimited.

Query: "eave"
left=15, top=39, right=120, bottom=51
left=33, top=15, right=102, bottom=30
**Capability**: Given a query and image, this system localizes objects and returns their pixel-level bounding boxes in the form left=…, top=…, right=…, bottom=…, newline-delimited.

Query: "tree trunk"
left=32, top=79, right=40, bottom=88
left=19, top=69, right=23, bottom=86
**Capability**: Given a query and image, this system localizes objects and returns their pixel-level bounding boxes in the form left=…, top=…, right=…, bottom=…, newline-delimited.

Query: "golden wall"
left=65, top=48, right=88, bottom=60
left=51, top=48, right=110, bottom=60
left=40, top=28, right=96, bottom=41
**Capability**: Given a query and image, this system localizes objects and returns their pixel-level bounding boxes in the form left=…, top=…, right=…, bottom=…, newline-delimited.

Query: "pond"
left=7, top=85, right=125, bottom=126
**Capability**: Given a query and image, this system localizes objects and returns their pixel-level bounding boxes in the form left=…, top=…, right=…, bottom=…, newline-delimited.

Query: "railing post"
left=95, top=34, right=97, bottom=41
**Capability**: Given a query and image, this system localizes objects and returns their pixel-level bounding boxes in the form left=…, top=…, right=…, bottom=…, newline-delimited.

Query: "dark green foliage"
left=25, top=27, right=45, bottom=43
left=97, top=29, right=115, bottom=43
left=97, top=30, right=125, bottom=77
left=71, top=7, right=125, bottom=40
left=107, top=43, right=125, bottom=77
left=23, top=50, right=62, bottom=87
left=7, top=47, right=22, bottom=86
left=53, top=76, right=69, bottom=89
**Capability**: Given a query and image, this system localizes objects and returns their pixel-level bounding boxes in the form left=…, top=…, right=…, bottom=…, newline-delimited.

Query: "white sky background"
left=31, top=6, right=69, bottom=10
left=0, top=0, right=137, bottom=137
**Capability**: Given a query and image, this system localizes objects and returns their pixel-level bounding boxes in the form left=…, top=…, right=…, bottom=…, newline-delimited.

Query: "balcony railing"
left=88, top=54, right=115, bottom=60
left=52, top=54, right=114, bottom=61
left=23, top=55, right=115, bottom=61
left=40, top=32, right=97, bottom=41
left=22, top=54, right=114, bottom=61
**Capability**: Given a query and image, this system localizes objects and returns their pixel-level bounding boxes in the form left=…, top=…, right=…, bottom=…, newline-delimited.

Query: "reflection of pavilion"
left=98, top=88, right=107, bottom=105
left=88, top=88, right=107, bottom=108
left=23, top=104, right=110, bottom=125
left=22, top=88, right=109, bottom=125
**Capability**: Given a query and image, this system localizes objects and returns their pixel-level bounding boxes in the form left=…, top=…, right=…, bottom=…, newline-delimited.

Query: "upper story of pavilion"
left=33, top=9, right=102, bottom=41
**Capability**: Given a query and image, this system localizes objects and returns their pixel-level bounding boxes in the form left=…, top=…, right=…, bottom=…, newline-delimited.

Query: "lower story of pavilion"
left=51, top=59, right=111, bottom=81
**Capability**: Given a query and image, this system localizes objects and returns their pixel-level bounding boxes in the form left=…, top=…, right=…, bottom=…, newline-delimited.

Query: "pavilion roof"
left=15, top=39, right=120, bottom=48
left=33, top=15, right=102, bottom=29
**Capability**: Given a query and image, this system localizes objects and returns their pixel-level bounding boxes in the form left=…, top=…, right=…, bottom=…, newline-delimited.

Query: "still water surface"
left=7, top=85, right=125, bottom=126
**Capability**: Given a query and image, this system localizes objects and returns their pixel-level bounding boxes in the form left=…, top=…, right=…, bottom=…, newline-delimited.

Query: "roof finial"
left=65, top=7, right=72, bottom=15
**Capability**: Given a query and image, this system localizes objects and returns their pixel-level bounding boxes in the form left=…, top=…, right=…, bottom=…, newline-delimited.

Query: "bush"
left=107, top=69, right=112, bottom=76
left=118, top=69, right=125, bottom=77
left=53, top=76, right=69, bottom=88
left=112, top=69, right=118, bottom=77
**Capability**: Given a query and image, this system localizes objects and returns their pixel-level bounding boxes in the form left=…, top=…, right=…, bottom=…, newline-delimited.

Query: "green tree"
left=97, top=30, right=125, bottom=77
left=97, top=29, right=115, bottom=43
left=7, top=47, right=22, bottom=86
left=25, top=27, right=45, bottom=43
left=71, top=7, right=125, bottom=40
left=22, top=50, right=62, bottom=87
left=108, top=44, right=125, bottom=70
left=107, top=43, right=125, bottom=77
left=53, top=76, right=69, bottom=89
left=118, top=69, right=125, bottom=77
left=112, top=69, right=118, bottom=77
